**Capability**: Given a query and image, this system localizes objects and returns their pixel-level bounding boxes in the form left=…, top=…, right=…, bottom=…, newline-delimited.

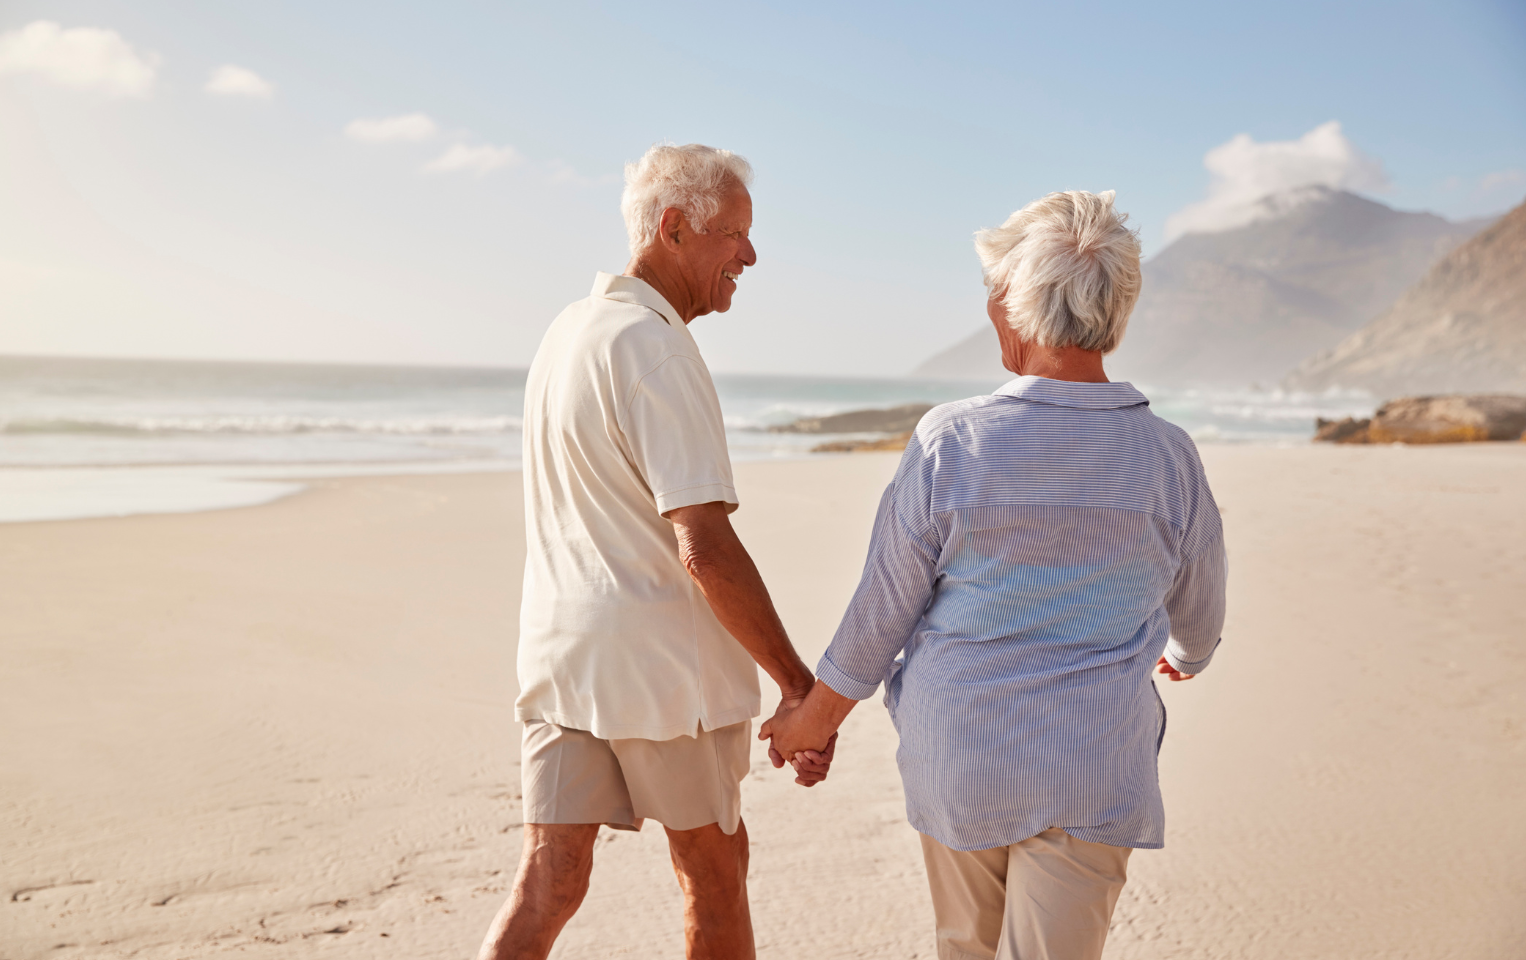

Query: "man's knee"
left=517, top=823, right=599, bottom=911
left=667, top=820, right=749, bottom=899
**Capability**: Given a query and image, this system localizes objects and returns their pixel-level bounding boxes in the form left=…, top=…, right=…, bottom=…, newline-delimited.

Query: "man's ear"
left=658, top=206, right=686, bottom=250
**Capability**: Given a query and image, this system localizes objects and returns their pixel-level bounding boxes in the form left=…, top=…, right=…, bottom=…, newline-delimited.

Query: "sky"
left=1, top=0, right=1523, bottom=376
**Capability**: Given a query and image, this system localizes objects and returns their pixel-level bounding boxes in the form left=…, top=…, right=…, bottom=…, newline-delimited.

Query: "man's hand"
left=1156, top=656, right=1196, bottom=682
left=759, top=678, right=857, bottom=790
left=760, top=687, right=837, bottom=785
left=762, top=689, right=810, bottom=741
left=762, top=699, right=836, bottom=766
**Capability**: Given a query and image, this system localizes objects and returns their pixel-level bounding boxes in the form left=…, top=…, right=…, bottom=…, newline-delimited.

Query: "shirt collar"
left=592, top=272, right=683, bottom=328
left=992, top=375, right=1150, bottom=410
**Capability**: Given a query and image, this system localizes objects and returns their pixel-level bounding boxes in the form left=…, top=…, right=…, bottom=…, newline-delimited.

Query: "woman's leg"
left=919, top=832, right=1010, bottom=959
left=998, top=828, right=1130, bottom=960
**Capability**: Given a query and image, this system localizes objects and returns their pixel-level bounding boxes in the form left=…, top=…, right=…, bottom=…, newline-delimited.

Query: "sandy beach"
left=3, top=445, right=1524, bottom=959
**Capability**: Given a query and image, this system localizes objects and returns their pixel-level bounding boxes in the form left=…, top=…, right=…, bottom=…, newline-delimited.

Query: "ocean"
left=0, top=355, right=1375, bottom=522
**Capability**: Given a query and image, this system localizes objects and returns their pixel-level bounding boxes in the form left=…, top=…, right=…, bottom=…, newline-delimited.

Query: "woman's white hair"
left=621, top=143, right=754, bottom=255
left=974, top=190, right=1142, bottom=354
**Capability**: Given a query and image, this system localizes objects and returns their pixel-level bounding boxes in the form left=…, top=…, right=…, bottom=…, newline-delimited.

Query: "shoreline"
left=0, top=459, right=521, bottom=524
left=5, top=436, right=1524, bottom=524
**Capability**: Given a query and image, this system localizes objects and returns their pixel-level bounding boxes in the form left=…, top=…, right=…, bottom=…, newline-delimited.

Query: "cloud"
left=1477, top=168, right=1525, bottom=194
left=546, top=160, right=620, bottom=187
left=344, top=113, right=438, bottom=143
left=205, top=64, right=273, bottom=99
left=0, top=20, right=159, bottom=98
left=1165, top=121, right=1390, bottom=240
left=423, top=143, right=521, bottom=176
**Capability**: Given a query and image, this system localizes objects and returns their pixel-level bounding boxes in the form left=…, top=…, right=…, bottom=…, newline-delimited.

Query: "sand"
left=3, top=445, right=1524, bottom=959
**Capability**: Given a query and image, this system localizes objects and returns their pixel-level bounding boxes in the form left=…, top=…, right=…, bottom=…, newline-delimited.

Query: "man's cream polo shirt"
left=514, top=272, right=760, bottom=742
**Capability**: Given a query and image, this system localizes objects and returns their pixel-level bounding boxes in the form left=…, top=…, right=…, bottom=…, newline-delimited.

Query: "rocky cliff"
left=915, top=188, right=1490, bottom=386
left=1285, top=199, right=1526, bottom=395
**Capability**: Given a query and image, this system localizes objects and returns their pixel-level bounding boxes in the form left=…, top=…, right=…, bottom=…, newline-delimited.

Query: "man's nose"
left=739, top=236, right=757, bottom=267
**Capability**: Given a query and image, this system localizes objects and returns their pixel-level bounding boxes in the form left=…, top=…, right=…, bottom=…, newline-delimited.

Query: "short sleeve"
left=623, top=355, right=738, bottom=516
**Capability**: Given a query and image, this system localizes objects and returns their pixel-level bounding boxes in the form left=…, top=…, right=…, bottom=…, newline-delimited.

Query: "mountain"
left=913, top=188, right=1491, bottom=386
left=1284, top=198, right=1526, bottom=396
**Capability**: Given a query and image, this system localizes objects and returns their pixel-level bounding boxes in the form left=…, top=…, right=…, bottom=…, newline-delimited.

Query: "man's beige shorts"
left=520, top=719, right=751, bottom=835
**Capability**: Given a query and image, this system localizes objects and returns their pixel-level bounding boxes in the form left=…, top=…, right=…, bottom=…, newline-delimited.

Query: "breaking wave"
left=0, top=415, right=523, bottom=436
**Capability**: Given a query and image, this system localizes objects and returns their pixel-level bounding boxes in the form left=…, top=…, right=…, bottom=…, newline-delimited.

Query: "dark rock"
left=1314, top=416, right=1372, bottom=443
left=810, top=431, right=913, bottom=454
left=769, top=403, right=933, bottom=435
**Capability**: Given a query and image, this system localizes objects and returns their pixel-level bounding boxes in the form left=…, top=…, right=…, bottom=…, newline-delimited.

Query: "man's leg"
left=918, top=832, right=1010, bottom=960
left=664, top=818, right=754, bottom=960
left=998, top=828, right=1130, bottom=960
left=476, top=823, right=600, bottom=960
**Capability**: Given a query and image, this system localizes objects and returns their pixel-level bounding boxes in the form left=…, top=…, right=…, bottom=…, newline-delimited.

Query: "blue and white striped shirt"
left=817, top=376, right=1226, bottom=852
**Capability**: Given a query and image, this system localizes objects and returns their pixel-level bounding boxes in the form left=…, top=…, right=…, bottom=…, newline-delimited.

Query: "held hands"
left=760, top=686, right=840, bottom=788
left=772, top=732, right=835, bottom=786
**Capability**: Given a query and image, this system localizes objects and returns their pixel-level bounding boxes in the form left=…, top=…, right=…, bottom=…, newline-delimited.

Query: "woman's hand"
left=760, top=680, right=859, bottom=787
left=760, top=692, right=836, bottom=762
left=770, top=732, right=837, bottom=787
left=1156, top=656, right=1196, bottom=682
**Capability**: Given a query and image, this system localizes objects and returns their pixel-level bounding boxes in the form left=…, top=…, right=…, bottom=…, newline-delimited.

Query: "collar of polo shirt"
left=593, top=272, right=684, bottom=329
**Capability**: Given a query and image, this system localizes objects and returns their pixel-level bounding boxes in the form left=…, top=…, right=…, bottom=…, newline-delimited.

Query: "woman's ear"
left=986, top=292, right=1008, bottom=327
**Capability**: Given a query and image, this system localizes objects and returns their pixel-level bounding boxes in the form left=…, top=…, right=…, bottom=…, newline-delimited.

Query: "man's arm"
left=667, top=501, right=815, bottom=706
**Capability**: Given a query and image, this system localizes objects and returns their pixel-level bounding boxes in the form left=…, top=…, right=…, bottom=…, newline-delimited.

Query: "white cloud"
left=344, top=113, right=438, bottom=143
left=423, top=143, right=521, bottom=176
left=0, top=20, right=159, bottom=98
left=1165, top=121, right=1390, bottom=240
left=1477, top=168, right=1525, bottom=194
left=546, top=160, right=620, bottom=187
left=205, top=64, right=273, bottom=99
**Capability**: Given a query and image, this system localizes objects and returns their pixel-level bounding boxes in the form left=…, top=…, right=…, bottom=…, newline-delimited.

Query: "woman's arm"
left=1163, top=532, right=1227, bottom=676
left=762, top=472, right=941, bottom=761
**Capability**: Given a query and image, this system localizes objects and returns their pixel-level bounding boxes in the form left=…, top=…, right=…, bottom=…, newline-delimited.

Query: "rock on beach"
left=768, top=403, right=933, bottom=435
left=810, top=431, right=914, bottom=454
left=1315, top=394, right=1526, bottom=444
left=768, top=403, right=933, bottom=453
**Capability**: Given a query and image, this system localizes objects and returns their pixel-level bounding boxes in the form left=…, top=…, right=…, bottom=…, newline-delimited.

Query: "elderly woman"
left=765, top=190, right=1227, bottom=960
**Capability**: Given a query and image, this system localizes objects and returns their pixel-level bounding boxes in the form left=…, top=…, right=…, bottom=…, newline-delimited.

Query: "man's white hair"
left=974, top=190, right=1142, bottom=354
left=621, top=143, right=754, bottom=255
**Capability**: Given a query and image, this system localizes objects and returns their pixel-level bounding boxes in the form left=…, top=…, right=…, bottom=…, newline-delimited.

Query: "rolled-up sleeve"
left=1163, top=457, right=1228, bottom=674
left=817, top=441, right=941, bottom=700
left=1163, top=532, right=1226, bottom=673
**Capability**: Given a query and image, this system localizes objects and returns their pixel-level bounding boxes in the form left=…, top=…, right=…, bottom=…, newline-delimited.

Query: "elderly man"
left=477, top=144, right=826, bottom=960
left=765, top=190, right=1228, bottom=960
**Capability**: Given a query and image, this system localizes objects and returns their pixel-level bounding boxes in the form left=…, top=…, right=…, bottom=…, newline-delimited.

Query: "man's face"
left=677, top=186, right=755, bottom=318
